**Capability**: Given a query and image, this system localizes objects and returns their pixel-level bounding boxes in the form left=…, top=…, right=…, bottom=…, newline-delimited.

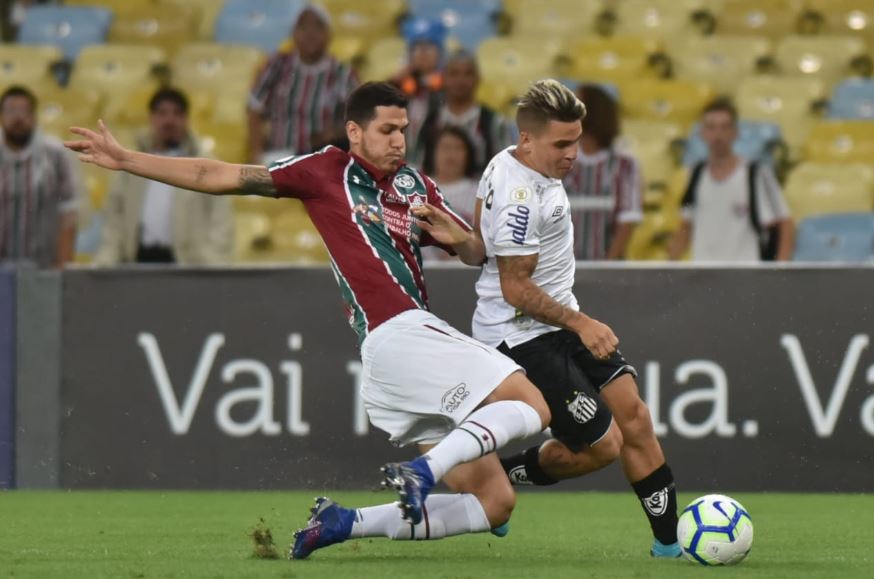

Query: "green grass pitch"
left=2, top=491, right=872, bottom=578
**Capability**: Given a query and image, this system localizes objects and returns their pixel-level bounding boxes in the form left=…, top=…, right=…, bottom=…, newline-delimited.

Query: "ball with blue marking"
left=677, top=494, right=753, bottom=566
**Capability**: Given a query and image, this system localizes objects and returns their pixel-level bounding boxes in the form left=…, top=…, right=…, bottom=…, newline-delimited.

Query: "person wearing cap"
left=247, top=3, right=359, bottom=164
left=391, top=18, right=447, bottom=164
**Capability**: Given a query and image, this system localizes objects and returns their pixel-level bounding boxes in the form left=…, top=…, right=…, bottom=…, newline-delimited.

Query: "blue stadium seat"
left=828, top=79, right=874, bottom=120
left=793, top=213, right=874, bottom=262
left=407, top=0, right=502, bottom=21
left=214, top=0, right=305, bottom=53
left=682, top=121, right=783, bottom=166
left=17, top=6, right=112, bottom=61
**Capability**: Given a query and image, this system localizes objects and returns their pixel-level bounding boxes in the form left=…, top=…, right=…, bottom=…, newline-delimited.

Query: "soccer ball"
left=677, top=494, right=753, bottom=566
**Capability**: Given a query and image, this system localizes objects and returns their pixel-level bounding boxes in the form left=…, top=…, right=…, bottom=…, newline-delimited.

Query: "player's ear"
left=346, top=120, right=361, bottom=146
left=517, top=130, right=533, bottom=154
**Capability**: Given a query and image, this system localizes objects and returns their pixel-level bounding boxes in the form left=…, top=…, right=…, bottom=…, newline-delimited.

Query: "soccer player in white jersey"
left=473, top=80, right=682, bottom=558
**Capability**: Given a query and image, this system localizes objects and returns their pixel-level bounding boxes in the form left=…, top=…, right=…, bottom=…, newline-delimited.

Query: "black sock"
left=631, top=463, right=678, bottom=545
left=499, top=446, right=559, bottom=486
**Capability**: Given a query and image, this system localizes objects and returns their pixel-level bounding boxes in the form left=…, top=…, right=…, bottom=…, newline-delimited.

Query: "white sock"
left=350, top=494, right=490, bottom=540
left=424, top=400, right=543, bottom=481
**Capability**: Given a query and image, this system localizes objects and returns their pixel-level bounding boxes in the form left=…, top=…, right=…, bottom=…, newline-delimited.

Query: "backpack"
left=682, top=161, right=779, bottom=261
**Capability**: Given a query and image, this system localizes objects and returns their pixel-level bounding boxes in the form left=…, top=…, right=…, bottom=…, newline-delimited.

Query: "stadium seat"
left=194, top=120, right=248, bottom=164
left=801, top=0, right=874, bottom=39
left=783, top=163, right=874, bottom=221
left=566, top=37, right=662, bottom=86
left=611, top=0, right=702, bottom=40
left=108, top=4, right=196, bottom=55
left=775, top=35, right=869, bottom=88
left=803, top=120, right=874, bottom=164
left=328, top=36, right=367, bottom=65
left=620, top=79, right=714, bottom=128
left=406, top=0, right=499, bottom=50
left=0, top=45, right=63, bottom=86
left=233, top=211, right=273, bottom=261
left=616, top=119, right=684, bottom=190
left=682, top=121, right=783, bottom=166
left=17, top=6, right=112, bottom=61
left=270, top=208, right=330, bottom=264
left=503, top=0, right=600, bottom=39
left=214, top=0, right=304, bottom=54
left=171, top=43, right=265, bottom=101
left=357, top=37, right=407, bottom=83
left=36, top=86, right=102, bottom=140
left=828, top=79, right=874, bottom=120
left=159, top=0, right=224, bottom=40
left=793, top=212, right=874, bottom=262
left=476, top=79, right=519, bottom=116
left=736, top=76, right=827, bottom=153
left=476, top=37, right=563, bottom=87
left=714, top=0, right=802, bottom=39
left=62, top=0, right=150, bottom=12
left=68, top=45, right=166, bottom=101
left=667, top=36, right=771, bottom=95
left=323, top=0, right=405, bottom=45
left=625, top=207, right=683, bottom=260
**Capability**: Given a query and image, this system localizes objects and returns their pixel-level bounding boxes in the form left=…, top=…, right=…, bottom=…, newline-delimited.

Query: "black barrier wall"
left=49, top=267, right=874, bottom=491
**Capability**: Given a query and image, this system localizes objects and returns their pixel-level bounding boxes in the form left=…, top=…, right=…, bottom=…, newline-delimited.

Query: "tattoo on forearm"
left=194, top=164, right=208, bottom=184
left=498, top=255, right=575, bottom=329
left=238, top=165, right=275, bottom=196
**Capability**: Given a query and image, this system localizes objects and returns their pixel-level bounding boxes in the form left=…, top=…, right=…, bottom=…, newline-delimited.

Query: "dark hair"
left=423, top=125, right=476, bottom=177
left=516, top=79, right=586, bottom=133
left=577, top=84, right=619, bottom=149
left=149, top=87, right=189, bottom=114
left=0, top=85, right=37, bottom=111
left=701, top=97, right=738, bottom=126
left=345, top=82, right=408, bottom=126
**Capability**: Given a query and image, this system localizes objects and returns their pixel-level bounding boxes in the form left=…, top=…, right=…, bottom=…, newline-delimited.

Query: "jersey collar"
left=351, top=152, right=407, bottom=185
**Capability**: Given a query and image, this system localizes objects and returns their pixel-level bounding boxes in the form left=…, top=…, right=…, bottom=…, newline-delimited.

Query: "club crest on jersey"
left=512, top=187, right=531, bottom=203
left=353, top=203, right=382, bottom=225
left=507, top=205, right=530, bottom=245
left=394, top=174, right=416, bottom=191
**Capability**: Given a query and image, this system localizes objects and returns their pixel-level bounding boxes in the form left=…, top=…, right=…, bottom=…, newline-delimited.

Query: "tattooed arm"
left=65, top=120, right=276, bottom=196
left=497, top=254, right=619, bottom=359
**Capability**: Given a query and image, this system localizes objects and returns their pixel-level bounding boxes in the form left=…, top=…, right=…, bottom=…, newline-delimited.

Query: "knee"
left=616, top=398, right=655, bottom=445
left=590, top=424, right=623, bottom=467
left=477, top=482, right=516, bottom=527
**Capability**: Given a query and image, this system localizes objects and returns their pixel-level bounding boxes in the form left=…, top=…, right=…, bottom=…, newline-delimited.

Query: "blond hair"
left=516, top=79, right=586, bottom=133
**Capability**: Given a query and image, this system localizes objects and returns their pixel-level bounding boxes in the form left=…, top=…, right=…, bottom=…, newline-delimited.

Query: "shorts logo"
left=394, top=174, right=416, bottom=190
left=642, top=487, right=669, bottom=517
left=507, top=205, right=531, bottom=245
left=441, top=383, right=470, bottom=414
left=512, top=187, right=530, bottom=202
left=508, top=466, right=532, bottom=485
left=567, top=391, right=597, bottom=424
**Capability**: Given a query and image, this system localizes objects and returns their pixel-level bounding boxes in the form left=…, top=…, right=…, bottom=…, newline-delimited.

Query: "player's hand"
left=64, top=119, right=129, bottom=171
left=576, top=316, right=619, bottom=360
left=411, top=203, right=470, bottom=246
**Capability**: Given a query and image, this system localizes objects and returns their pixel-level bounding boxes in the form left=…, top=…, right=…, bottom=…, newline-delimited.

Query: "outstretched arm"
left=411, top=203, right=485, bottom=266
left=65, top=120, right=276, bottom=197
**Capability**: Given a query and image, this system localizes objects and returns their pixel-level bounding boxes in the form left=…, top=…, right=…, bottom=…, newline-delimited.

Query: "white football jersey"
left=473, top=147, right=578, bottom=348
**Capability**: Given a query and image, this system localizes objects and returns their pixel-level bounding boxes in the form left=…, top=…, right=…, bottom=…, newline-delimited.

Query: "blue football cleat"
left=380, top=457, right=434, bottom=525
left=289, top=497, right=355, bottom=560
left=490, top=521, right=510, bottom=537
left=650, top=539, right=683, bottom=559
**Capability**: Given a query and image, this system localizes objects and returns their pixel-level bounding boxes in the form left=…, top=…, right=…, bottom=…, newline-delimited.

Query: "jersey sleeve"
left=484, top=169, right=540, bottom=256
left=419, top=174, right=471, bottom=253
left=266, top=151, right=324, bottom=199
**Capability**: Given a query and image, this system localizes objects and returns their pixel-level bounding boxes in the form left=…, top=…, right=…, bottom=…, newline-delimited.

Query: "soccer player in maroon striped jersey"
left=66, top=82, right=604, bottom=558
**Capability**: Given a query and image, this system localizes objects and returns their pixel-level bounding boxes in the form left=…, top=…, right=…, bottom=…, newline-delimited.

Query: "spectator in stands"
left=669, top=98, right=795, bottom=262
left=414, top=50, right=517, bottom=174
left=391, top=18, right=447, bottom=164
left=563, top=84, right=642, bottom=260
left=0, top=85, right=79, bottom=268
left=247, top=3, right=358, bottom=164
left=95, top=88, right=232, bottom=266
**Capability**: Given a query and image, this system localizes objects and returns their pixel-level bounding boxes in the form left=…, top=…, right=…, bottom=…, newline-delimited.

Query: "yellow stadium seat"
left=736, top=76, right=826, bottom=152
left=715, top=0, right=803, bottom=39
left=358, top=37, right=406, bottom=83
left=37, top=87, right=101, bottom=140
left=194, top=120, right=249, bottom=164
left=64, top=0, right=153, bottom=13
left=803, top=121, right=874, bottom=164
left=100, top=85, right=158, bottom=129
left=503, top=0, right=600, bottom=39
left=477, top=37, right=563, bottom=86
left=625, top=207, right=683, bottom=260
left=0, top=45, right=62, bottom=86
left=171, top=43, right=265, bottom=99
left=667, top=35, right=771, bottom=95
left=233, top=194, right=285, bottom=216
left=801, top=0, right=874, bottom=39
left=612, top=0, right=702, bottom=40
left=476, top=80, right=520, bottom=116
left=68, top=44, right=166, bottom=96
left=329, top=36, right=367, bottom=66
left=321, top=0, right=404, bottom=44
left=775, top=35, right=869, bottom=88
left=269, top=208, right=330, bottom=264
left=80, top=161, right=111, bottom=211
left=617, top=119, right=684, bottom=189
left=233, top=211, right=273, bottom=262
left=158, top=0, right=223, bottom=40
left=621, top=79, right=714, bottom=128
left=783, top=163, right=874, bottom=221
left=566, top=37, right=662, bottom=85
left=108, top=4, right=196, bottom=55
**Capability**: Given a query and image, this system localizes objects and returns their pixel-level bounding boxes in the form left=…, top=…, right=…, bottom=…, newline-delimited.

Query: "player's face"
left=348, top=105, right=408, bottom=173
left=443, top=59, right=478, bottom=102
left=701, top=110, right=737, bottom=159
left=149, top=101, right=188, bottom=150
left=293, top=10, right=329, bottom=61
left=521, top=119, right=582, bottom=179
left=1, top=95, right=36, bottom=147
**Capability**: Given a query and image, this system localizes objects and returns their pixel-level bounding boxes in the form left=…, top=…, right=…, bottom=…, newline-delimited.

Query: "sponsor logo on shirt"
left=551, top=205, right=565, bottom=221
left=441, top=383, right=470, bottom=414
left=507, top=205, right=531, bottom=245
